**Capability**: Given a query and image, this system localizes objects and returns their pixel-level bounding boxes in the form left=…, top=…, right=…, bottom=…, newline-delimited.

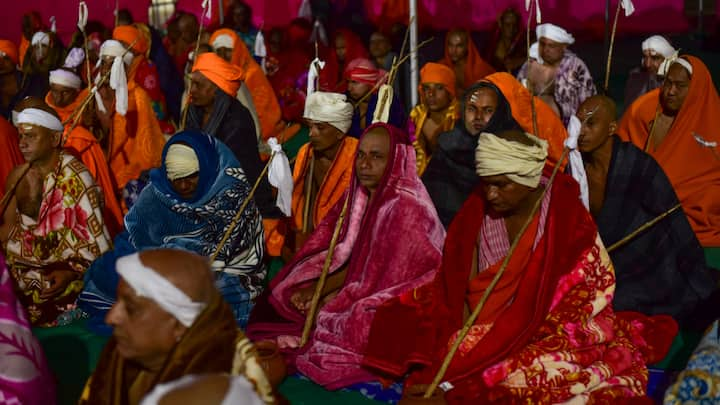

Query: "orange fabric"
left=18, top=36, right=28, bottom=67
left=486, top=72, right=567, bottom=170
left=192, top=52, right=245, bottom=98
left=109, top=84, right=166, bottom=193
left=617, top=56, right=720, bottom=246
left=209, top=29, right=283, bottom=141
left=0, top=40, right=19, bottom=65
left=45, top=90, right=124, bottom=236
left=439, top=30, right=495, bottom=92
left=0, top=116, right=24, bottom=201
left=420, top=62, right=456, bottom=98
left=263, top=218, right=284, bottom=257
left=112, top=25, right=149, bottom=55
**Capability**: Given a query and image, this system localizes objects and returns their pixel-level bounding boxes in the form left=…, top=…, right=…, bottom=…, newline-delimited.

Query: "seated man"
left=624, top=35, right=675, bottom=107
left=79, top=130, right=265, bottom=329
left=248, top=123, right=445, bottom=390
left=618, top=56, right=720, bottom=246
left=423, top=72, right=567, bottom=227
left=409, top=62, right=459, bottom=175
left=345, top=58, right=405, bottom=138
left=1, top=104, right=112, bottom=326
left=576, top=95, right=717, bottom=327
left=439, top=29, right=495, bottom=94
left=274, top=91, right=357, bottom=259
left=517, top=23, right=596, bottom=125
left=80, top=249, right=273, bottom=404
left=365, top=130, right=677, bottom=403
left=46, top=52, right=124, bottom=235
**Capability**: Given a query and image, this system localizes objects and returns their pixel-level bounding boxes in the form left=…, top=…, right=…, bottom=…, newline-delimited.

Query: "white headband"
left=16, top=108, right=64, bottom=132
left=536, top=23, right=574, bottom=45
left=139, top=374, right=264, bottom=405
left=475, top=132, right=548, bottom=188
left=165, top=144, right=200, bottom=181
left=49, top=69, right=82, bottom=89
left=116, top=252, right=207, bottom=327
left=303, top=91, right=353, bottom=134
left=658, top=52, right=693, bottom=76
left=212, top=34, right=235, bottom=50
left=31, top=32, right=50, bottom=47
left=642, top=35, right=675, bottom=58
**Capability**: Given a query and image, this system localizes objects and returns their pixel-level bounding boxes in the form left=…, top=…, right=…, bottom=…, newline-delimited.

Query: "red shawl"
left=364, top=171, right=677, bottom=403
left=247, top=123, right=445, bottom=389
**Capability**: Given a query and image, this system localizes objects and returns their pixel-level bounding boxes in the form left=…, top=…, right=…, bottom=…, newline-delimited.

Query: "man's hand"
left=40, top=269, right=79, bottom=299
left=290, top=285, right=316, bottom=313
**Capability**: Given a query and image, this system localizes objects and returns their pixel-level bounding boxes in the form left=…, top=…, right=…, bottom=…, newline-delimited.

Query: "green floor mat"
left=278, top=376, right=384, bottom=404
left=705, top=247, right=720, bottom=269
left=33, top=319, right=109, bottom=405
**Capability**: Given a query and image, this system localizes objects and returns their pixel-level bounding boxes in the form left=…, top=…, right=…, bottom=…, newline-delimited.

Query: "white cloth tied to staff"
left=475, top=132, right=548, bottom=188
left=16, top=108, right=64, bottom=132
left=536, top=23, right=574, bottom=45
left=116, top=252, right=207, bottom=328
left=303, top=91, right=353, bottom=134
left=306, top=57, right=325, bottom=97
left=642, top=35, right=675, bottom=58
left=95, top=40, right=132, bottom=116
left=565, top=115, right=589, bottom=209
left=267, top=137, right=293, bottom=216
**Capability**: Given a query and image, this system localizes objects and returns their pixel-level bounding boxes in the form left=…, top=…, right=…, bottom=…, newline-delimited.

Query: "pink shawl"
left=248, top=123, right=445, bottom=389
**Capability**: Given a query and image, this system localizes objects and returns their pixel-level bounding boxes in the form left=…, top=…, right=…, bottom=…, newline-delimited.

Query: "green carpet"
left=278, top=376, right=384, bottom=404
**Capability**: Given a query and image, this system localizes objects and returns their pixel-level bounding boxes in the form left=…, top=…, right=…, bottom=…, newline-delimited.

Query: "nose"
left=485, top=185, right=499, bottom=202
left=105, top=303, right=121, bottom=327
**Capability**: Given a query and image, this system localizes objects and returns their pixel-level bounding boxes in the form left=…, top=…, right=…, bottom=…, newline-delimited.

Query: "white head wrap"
left=658, top=52, right=693, bottom=77
left=642, top=35, right=675, bottom=58
left=303, top=91, right=353, bottom=134
left=31, top=31, right=50, bottom=47
left=16, top=108, right=64, bottom=132
left=212, top=34, right=235, bottom=50
left=139, top=374, right=264, bottom=405
left=565, top=115, right=589, bottom=209
left=116, top=252, right=207, bottom=327
left=49, top=69, right=82, bottom=89
left=95, top=40, right=132, bottom=116
left=536, top=23, right=574, bottom=45
left=165, top=144, right=200, bottom=180
left=475, top=132, right=548, bottom=188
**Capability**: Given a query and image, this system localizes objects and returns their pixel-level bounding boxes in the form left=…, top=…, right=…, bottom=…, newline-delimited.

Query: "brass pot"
left=254, top=340, right=287, bottom=389
left=399, top=384, right=447, bottom=405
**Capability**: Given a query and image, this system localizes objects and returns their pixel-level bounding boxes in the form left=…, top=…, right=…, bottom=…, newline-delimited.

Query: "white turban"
left=165, top=144, right=200, bottom=180
left=139, top=374, right=264, bottom=405
left=475, top=132, right=548, bottom=188
left=16, top=108, right=64, bottom=132
left=212, top=34, right=235, bottom=50
left=536, top=23, right=574, bottom=45
left=641, top=35, right=675, bottom=58
left=116, top=252, right=207, bottom=328
left=31, top=31, right=50, bottom=47
left=303, top=91, right=353, bottom=134
left=95, top=40, right=132, bottom=116
left=49, top=69, right=82, bottom=89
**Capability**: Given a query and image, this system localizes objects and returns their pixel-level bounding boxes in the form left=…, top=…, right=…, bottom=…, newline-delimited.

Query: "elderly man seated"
left=79, top=249, right=273, bottom=404
left=79, top=130, right=265, bottom=329
left=1, top=102, right=112, bottom=326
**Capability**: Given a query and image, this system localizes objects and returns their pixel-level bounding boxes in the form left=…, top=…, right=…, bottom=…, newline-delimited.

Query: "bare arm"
left=0, top=164, right=27, bottom=243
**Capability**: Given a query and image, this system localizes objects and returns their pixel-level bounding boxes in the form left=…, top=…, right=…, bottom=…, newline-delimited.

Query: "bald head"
left=579, top=95, right=616, bottom=121
left=139, top=249, right=215, bottom=304
left=577, top=95, right=618, bottom=154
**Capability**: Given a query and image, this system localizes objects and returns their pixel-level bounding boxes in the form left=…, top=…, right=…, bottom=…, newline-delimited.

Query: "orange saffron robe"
left=617, top=56, right=720, bottom=246
left=439, top=30, right=495, bottom=93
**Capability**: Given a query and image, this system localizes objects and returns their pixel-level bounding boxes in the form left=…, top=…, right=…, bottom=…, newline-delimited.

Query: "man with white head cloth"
left=624, top=35, right=676, bottom=106
left=517, top=23, right=596, bottom=125
left=80, top=248, right=274, bottom=405
left=275, top=91, right=357, bottom=259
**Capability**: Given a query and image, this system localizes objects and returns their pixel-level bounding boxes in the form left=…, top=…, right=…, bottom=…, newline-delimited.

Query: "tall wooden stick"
left=644, top=106, right=662, bottom=152
left=301, top=154, right=314, bottom=233
left=300, top=195, right=350, bottom=346
left=525, top=0, right=539, bottom=137
left=607, top=204, right=682, bottom=253
left=603, top=1, right=623, bottom=92
left=180, top=1, right=209, bottom=131
left=423, top=146, right=569, bottom=398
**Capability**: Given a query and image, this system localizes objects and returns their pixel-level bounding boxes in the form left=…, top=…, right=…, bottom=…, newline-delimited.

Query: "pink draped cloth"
left=0, top=254, right=55, bottom=405
left=247, top=123, right=445, bottom=389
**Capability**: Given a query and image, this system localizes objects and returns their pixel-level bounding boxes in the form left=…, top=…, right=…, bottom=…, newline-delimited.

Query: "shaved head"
left=139, top=249, right=216, bottom=304
left=579, top=95, right=617, bottom=121
left=577, top=95, right=618, bottom=154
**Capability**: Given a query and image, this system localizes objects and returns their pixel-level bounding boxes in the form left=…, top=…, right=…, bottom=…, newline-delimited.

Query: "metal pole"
left=409, top=0, right=418, bottom=108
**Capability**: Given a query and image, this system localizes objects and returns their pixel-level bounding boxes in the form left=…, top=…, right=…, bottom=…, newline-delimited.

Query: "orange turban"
left=420, top=62, right=456, bottom=98
left=192, top=52, right=245, bottom=97
left=113, top=25, right=148, bottom=55
left=0, top=40, right=18, bottom=65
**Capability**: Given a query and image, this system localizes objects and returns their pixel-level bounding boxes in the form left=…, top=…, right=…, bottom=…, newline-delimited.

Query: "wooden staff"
left=0, top=164, right=32, bottom=217
left=603, top=1, right=623, bottom=92
left=524, top=0, right=539, bottom=137
left=607, top=203, right=682, bottom=253
left=180, top=0, right=210, bottom=130
left=643, top=106, right=662, bottom=152
left=301, top=154, right=314, bottom=233
left=424, top=147, right=569, bottom=398
left=300, top=194, right=350, bottom=346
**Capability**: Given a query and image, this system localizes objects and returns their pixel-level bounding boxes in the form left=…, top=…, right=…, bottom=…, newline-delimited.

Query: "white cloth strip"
left=267, top=137, right=293, bottom=216
left=16, top=108, right=64, bottom=132
left=565, top=115, right=589, bottom=209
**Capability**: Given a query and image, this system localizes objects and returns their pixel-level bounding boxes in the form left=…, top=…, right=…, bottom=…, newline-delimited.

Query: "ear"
left=51, top=131, right=62, bottom=148
left=171, top=319, right=188, bottom=342
left=609, top=120, right=617, bottom=135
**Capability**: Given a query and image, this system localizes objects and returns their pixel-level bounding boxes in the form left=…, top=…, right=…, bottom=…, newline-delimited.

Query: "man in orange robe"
left=209, top=28, right=283, bottom=142
left=439, top=29, right=495, bottom=94
left=617, top=56, right=720, bottom=246
left=95, top=39, right=165, bottom=195
left=46, top=61, right=124, bottom=235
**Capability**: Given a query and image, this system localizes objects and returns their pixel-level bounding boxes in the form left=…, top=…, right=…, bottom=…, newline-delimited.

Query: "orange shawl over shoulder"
left=0, top=116, right=24, bottom=201
left=617, top=56, right=720, bottom=246
left=439, top=30, right=495, bottom=93
left=45, top=91, right=123, bottom=235
left=210, top=29, right=283, bottom=141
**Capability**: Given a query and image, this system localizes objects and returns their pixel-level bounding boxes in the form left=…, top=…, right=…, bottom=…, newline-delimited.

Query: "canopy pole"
left=409, top=0, right=418, bottom=108
left=219, top=0, right=224, bottom=26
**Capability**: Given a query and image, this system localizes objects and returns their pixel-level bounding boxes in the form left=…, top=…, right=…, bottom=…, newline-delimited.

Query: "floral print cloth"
left=664, top=321, right=720, bottom=404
